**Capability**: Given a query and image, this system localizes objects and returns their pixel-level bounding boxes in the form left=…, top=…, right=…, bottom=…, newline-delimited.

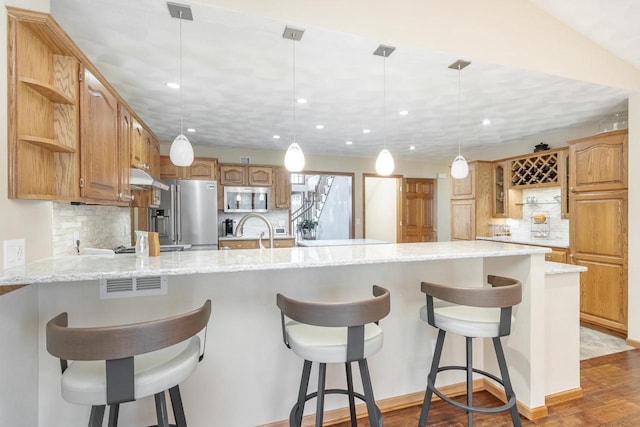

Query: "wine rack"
left=510, top=152, right=559, bottom=187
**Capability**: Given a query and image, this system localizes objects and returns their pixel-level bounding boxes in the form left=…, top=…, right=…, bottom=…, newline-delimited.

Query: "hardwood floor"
left=332, top=349, right=640, bottom=426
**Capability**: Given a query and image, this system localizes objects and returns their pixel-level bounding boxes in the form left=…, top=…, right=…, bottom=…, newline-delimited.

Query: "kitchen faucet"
left=234, top=213, right=274, bottom=249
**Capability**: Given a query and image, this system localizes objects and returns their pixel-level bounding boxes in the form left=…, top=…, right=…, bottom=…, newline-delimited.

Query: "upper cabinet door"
left=219, top=164, right=246, bottom=186
left=188, top=158, right=218, bottom=180
left=118, top=104, right=132, bottom=202
left=248, top=166, right=273, bottom=186
left=80, top=68, right=119, bottom=201
left=568, top=130, right=627, bottom=192
left=450, top=162, right=476, bottom=199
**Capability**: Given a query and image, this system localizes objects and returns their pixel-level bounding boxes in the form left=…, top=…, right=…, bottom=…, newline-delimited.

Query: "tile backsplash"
left=506, top=187, right=569, bottom=242
left=52, top=202, right=131, bottom=255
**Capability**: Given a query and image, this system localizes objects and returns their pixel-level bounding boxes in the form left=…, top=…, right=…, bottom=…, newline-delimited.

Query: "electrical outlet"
left=123, top=224, right=130, bottom=236
left=3, top=239, right=25, bottom=269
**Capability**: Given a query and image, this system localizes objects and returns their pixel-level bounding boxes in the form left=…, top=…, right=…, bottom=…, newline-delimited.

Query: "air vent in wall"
left=99, top=276, right=168, bottom=299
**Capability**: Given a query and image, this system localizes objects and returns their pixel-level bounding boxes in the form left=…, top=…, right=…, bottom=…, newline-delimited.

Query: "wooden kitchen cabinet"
left=7, top=11, right=81, bottom=200
left=492, top=161, right=507, bottom=218
left=219, top=163, right=273, bottom=186
left=545, top=248, right=567, bottom=263
left=273, top=167, right=291, bottom=209
left=130, top=117, right=149, bottom=170
left=160, top=156, right=217, bottom=180
left=80, top=68, right=120, bottom=202
left=570, top=190, right=627, bottom=334
left=117, top=105, right=133, bottom=203
left=568, top=130, right=627, bottom=193
left=450, top=161, right=493, bottom=240
left=219, top=238, right=295, bottom=250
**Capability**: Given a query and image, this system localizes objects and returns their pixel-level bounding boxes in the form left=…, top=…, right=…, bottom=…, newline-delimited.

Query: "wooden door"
left=248, top=166, right=273, bottom=185
left=160, top=155, right=188, bottom=179
left=273, top=167, right=291, bottom=209
left=188, top=158, right=218, bottom=180
left=450, top=162, right=475, bottom=199
left=80, top=68, right=119, bottom=201
left=570, top=190, right=627, bottom=334
left=451, top=199, right=475, bottom=241
left=401, top=178, right=436, bottom=242
left=219, top=164, right=246, bottom=185
left=568, top=130, right=627, bottom=192
left=117, top=104, right=132, bottom=202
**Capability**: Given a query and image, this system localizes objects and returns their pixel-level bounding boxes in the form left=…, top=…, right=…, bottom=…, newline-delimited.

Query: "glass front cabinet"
left=492, top=161, right=507, bottom=217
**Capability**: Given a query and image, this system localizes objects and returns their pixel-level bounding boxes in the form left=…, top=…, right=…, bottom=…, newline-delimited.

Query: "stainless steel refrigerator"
left=152, top=179, right=218, bottom=250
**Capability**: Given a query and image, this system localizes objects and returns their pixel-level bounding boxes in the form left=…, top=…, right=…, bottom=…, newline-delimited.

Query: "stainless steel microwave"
left=223, top=186, right=270, bottom=213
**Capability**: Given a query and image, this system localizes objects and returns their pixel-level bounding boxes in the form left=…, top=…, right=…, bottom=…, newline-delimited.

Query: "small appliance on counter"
left=223, top=218, right=236, bottom=236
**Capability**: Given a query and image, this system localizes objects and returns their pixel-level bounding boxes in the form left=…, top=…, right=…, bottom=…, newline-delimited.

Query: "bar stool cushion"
left=284, top=321, right=383, bottom=364
left=61, top=336, right=201, bottom=406
left=419, top=304, right=510, bottom=338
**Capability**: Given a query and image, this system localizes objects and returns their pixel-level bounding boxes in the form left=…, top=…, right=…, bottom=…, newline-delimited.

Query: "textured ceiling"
left=50, top=0, right=632, bottom=163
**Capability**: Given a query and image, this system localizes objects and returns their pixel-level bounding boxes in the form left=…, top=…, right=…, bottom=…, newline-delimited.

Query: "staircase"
left=291, top=175, right=335, bottom=239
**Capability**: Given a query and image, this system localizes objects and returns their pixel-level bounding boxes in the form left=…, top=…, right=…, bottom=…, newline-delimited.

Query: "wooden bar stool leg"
left=108, top=404, right=119, bottom=427
left=88, top=405, right=106, bottom=427
left=419, top=329, right=446, bottom=427
left=345, top=362, right=357, bottom=427
left=493, top=337, right=522, bottom=427
left=315, top=363, right=327, bottom=427
left=358, top=358, right=382, bottom=427
left=155, top=391, right=170, bottom=427
left=169, top=385, right=187, bottom=427
left=466, top=337, right=474, bottom=427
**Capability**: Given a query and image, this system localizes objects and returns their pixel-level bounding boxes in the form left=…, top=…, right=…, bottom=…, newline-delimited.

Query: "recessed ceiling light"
left=316, top=124, right=324, bottom=129
left=297, top=98, right=307, bottom=104
left=409, top=145, right=416, bottom=150
left=363, top=129, right=371, bottom=133
left=345, top=141, right=353, bottom=145
left=273, top=135, right=280, bottom=139
left=482, top=118, right=491, bottom=126
left=399, top=110, right=409, bottom=116
left=166, top=82, right=180, bottom=89
left=186, top=128, right=196, bottom=133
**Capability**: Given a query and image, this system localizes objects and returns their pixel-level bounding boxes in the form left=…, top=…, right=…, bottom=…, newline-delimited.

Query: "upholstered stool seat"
left=284, top=321, right=384, bottom=363
left=46, top=300, right=211, bottom=427
left=277, top=286, right=390, bottom=427
left=418, top=276, right=522, bottom=427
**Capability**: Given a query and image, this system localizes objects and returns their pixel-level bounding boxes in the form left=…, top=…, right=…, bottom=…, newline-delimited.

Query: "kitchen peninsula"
left=0, top=241, right=584, bottom=427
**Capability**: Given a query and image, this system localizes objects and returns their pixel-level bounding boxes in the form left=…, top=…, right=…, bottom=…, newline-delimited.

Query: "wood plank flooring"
left=332, top=349, right=640, bottom=426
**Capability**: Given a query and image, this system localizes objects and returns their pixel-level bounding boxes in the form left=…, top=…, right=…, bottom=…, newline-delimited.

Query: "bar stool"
left=46, top=300, right=211, bottom=427
left=276, top=285, right=390, bottom=427
left=418, top=276, right=522, bottom=427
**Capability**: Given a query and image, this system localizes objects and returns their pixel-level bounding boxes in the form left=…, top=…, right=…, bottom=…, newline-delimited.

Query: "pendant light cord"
left=383, top=49, right=387, bottom=149
left=457, top=63, right=461, bottom=156
left=292, top=36, right=297, bottom=144
left=179, top=10, right=184, bottom=135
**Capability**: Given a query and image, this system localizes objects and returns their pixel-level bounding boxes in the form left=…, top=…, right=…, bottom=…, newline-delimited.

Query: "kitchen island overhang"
left=0, top=241, right=584, bottom=427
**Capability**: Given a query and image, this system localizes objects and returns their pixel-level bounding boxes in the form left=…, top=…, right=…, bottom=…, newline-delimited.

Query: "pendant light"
left=374, top=44, right=395, bottom=176
left=449, top=59, right=471, bottom=179
left=168, top=2, right=194, bottom=167
left=282, top=26, right=305, bottom=172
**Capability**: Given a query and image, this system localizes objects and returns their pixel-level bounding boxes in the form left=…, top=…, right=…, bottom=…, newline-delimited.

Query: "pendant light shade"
left=374, top=44, right=395, bottom=176
left=168, top=2, right=194, bottom=167
left=451, top=154, right=469, bottom=179
left=283, top=26, right=305, bottom=172
left=170, top=134, right=194, bottom=167
left=284, top=142, right=305, bottom=172
left=376, top=148, right=395, bottom=176
left=448, top=59, right=471, bottom=179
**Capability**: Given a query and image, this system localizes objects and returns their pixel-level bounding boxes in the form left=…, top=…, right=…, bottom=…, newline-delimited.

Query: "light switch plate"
left=3, top=239, right=25, bottom=269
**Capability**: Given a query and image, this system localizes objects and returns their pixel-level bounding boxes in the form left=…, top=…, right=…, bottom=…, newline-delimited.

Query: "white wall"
left=364, top=176, right=398, bottom=242
left=628, top=94, right=640, bottom=343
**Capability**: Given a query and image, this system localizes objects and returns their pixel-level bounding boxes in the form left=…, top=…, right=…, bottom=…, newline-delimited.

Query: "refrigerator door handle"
left=176, top=185, right=182, bottom=243
left=169, top=184, right=177, bottom=244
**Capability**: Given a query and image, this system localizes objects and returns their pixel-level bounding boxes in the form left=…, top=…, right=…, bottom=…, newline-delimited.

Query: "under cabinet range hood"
left=130, top=168, right=169, bottom=190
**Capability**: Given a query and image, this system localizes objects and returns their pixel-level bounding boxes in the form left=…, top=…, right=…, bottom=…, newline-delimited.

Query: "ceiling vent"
left=99, top=276, right=168, bottom=299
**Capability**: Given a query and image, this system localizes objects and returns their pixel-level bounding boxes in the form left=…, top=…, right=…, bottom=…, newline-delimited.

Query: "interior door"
left=400, top=178, right=437, bottom=242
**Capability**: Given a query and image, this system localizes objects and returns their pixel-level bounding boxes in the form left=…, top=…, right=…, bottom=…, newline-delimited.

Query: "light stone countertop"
left=0, top=241, right=551, bottom=285
left=477, top=236, right=570, bottom=249
left=545, top=261, right=587, bottom=275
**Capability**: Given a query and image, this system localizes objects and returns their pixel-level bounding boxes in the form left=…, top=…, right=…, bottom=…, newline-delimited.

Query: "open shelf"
left=19, top=135, right=76, bottom=153
left=19, top=76, right=75, bottom=104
